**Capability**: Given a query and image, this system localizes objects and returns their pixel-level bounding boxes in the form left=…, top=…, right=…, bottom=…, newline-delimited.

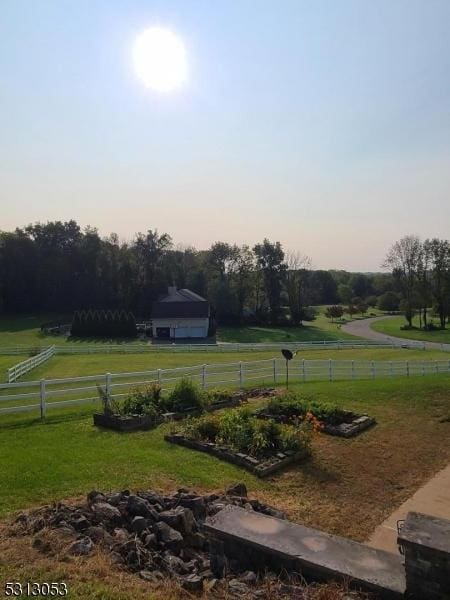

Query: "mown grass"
left=16, top=347, right=450, bottom=382
left=1, top=375, right=450, bottom=540
left=373, top=315, right=450, bottom=344
left=0, top=308, right=376, bottom=349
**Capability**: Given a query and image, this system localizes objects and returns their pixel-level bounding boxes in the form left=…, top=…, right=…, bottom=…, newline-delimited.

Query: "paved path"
left=367, top=464, right=450, bottom=554
left=341, top=315, right=450, bottom=351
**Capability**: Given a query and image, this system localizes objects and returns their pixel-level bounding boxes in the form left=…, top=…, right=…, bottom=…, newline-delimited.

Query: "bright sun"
left=132, top=27, right=188, bottom=92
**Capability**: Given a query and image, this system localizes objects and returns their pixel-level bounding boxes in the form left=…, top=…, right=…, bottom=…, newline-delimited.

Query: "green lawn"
left=0, top=309, right=372, bottom=349
left=1, top=375, right=450, bottom=599
left=373, top=315, right=450, bottom=344
left=10, top=346, right=450, bottom=383
left=1, top=375, right=450, bottom=534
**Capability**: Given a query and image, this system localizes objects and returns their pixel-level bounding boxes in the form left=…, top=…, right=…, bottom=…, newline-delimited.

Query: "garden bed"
left=254, top=394, right=376, bottom=438
left=161, top=397, right=242, bottom=421
left=256, top=409, right=375, bottom=438
left=165, top=433, right=304, bottom=477
left=93, top=412, right=162, bottom=432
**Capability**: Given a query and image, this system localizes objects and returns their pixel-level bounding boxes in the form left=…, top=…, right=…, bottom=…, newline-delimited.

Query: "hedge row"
left=71, top=309, right=137, bottom=337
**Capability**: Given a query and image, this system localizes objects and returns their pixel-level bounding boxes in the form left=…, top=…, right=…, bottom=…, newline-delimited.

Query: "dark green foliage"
left=121, top=384, right=164, bottom=417
left=71, top=309, right=137, bottom=338
left=265, top=393, right=351, bottom=425
left=168, top=377, right=208, bottom=412
left=180, top=406, right=311, bottom=458
left=206, top=388, right=234, bottom=404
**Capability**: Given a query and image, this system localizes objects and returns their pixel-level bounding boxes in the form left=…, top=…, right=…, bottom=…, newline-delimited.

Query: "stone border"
left=164, top=433, right=305, bottom=477
left=93, top=413, right=162, bottom=432
left=256, top=410, right=376, bottom=438
left=162, top=397, right=242, bottom=421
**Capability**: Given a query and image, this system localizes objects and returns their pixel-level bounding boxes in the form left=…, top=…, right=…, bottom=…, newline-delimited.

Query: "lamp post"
left=281, top=349, right=297, bottom=389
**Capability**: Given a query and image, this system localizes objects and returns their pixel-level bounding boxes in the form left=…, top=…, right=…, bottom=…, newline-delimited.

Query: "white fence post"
left=406, top=361, right=410, bottom=377
left=105, top=372, right=111, bottom=401
left=40, top=379, right=46, bottom=419
left=273, top=358, right=277, bottom=384
left=157, top=369, right=161, bottom=385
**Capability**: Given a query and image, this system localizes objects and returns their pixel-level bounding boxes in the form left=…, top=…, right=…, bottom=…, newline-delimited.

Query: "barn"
left=151, top=287, right=210, bottom=339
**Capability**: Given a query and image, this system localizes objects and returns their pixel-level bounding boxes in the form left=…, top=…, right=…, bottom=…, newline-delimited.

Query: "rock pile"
left=13, top=484, right=287, bottom=595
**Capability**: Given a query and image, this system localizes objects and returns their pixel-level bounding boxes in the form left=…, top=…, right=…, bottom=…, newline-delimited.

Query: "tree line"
left=1, top=221, right=446, bottom=328
left=383, top=235, right=450, bottom=329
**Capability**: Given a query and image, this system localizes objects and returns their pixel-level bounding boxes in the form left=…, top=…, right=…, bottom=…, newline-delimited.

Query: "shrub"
left=180, top=406, right=312, bottom=459
left=182, top=413, right=220, bottom=442
left=264, top=393, right=350, bottom=425
left=168, top=377, right=208, bottom=412
left=207, top=388, right=234, bottom=404
left=120, top=384, right=163, bottom=417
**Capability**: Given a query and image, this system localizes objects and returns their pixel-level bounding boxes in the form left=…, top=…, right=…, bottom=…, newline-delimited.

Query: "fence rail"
left=0, top=338, right=439, bottom=358
left=7, top=346, right=55, bottom=383
left=1, top=357, right=450, bottom=420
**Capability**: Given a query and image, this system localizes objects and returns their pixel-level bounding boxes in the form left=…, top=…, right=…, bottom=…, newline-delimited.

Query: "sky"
left=1, top=0, right=450, bottom=271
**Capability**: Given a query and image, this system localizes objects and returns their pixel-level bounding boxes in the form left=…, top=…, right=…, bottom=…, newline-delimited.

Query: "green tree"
left=253, top=239, right=286, bottom=323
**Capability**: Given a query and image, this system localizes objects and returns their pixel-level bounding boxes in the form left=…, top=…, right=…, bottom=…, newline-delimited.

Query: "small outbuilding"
left=151, top=287, right=210, bottom=339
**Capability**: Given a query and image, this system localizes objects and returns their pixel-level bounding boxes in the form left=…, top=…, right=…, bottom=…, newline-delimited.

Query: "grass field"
left=1, top=374, right=449, bottom=598
left=0, top=309, right=383, bottom=349
left=3, top=346, right=448, bottom=384
left=373, top=315, right=450, bottom=344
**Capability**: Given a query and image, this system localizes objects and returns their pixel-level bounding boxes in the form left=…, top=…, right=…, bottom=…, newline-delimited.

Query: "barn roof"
left=152, top=287, right=209, bottom=319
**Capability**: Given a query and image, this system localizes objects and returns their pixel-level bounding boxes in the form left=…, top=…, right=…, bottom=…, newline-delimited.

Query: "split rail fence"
left=1, top=357, right=450, bottom=420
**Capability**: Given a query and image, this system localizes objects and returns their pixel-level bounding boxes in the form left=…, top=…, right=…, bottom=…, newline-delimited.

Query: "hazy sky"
left=1, top=0, right=450, bottom=271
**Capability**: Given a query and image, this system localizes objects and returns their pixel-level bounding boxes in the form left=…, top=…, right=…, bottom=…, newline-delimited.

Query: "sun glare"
left=132, top=26, right=188, bottom=92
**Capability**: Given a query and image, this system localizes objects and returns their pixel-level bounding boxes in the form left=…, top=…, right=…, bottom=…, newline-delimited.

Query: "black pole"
left=286, top=359, right=289, bottom=389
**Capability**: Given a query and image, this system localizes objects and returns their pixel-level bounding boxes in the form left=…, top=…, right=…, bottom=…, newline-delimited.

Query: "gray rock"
left=91, top=502, right=121, bottom=524
left=70, top=515, right=90, bottom=532
left=182, top=574, right=204, bottom=592
left=178, top=496, right=206, bottom=520
left=163, top=553, right=191, bottom=575
left=87, top=490, right=106, bottom=504
left=131, top=516, right=148, bottom=534
left=159, top=506, right=196, bottom=536
left=68, top=536, right=94, bottom=556
left=126, top=495, right=153, bottom=518
left=153, top=521, right=184, bottom=552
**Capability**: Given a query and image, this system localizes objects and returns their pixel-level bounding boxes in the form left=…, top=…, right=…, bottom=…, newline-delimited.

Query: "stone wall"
left=398, top=511, right=450, bottom=599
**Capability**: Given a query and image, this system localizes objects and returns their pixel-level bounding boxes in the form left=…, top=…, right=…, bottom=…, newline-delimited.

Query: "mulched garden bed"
left=93, top=388, right=279, bottom=432
left=165, top=434, right=305, bottom=477
left=93, top=413, right=162, bottom=432
left=255, top=409, right=376, bottom=438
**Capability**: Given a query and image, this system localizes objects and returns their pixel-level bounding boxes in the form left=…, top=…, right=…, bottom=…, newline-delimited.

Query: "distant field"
left=372, top=316, right=450, bottom=344
left=0, top=309, right=385, bottom=349
left=5, top=346, right=447, bottom=383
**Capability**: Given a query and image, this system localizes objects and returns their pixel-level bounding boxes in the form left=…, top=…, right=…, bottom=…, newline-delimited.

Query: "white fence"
left=0, top=338, right=438, bottom=357
left=1, top=357, right=450, bottom=420
left=7, top=346, right=56, bottom=383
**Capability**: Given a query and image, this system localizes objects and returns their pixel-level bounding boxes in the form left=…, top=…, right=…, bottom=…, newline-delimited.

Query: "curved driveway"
left=341, top=315, right=450, bottom=351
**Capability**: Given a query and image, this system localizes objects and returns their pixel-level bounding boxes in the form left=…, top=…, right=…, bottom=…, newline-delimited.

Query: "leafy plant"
left=121, top=384, right=163, bottom=417
left=168, top=377, right=208, bottom=412
left=182, top=413, right=220, bottom=442
left=206, top=388, right=234, bottom=404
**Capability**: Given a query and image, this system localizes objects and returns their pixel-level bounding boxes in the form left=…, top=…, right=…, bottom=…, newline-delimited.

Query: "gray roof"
left=152, top=288, right=209, bottom=319
left=158, top=288, right=207, bottom=303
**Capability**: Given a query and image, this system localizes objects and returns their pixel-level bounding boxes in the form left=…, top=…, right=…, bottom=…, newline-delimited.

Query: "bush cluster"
left=71, top=309, right=137, bottom=338
left=180, top=407, right=312, bottom=459
left=265, top=393, right=350, bottom=425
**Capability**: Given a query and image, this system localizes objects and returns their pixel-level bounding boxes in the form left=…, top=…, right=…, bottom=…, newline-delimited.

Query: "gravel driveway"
left=341, top=315, right=450, bottom=351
